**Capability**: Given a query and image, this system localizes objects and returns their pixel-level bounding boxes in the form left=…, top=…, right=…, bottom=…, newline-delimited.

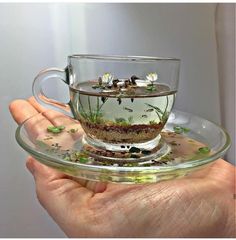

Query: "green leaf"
left=173, top=126, right=183, bottom=134
left=173, top=125, right=190, bottom=134
left=47, top=125, right=65, bottom=133
left=198, top=147, right=210, bottom=154
left=57, top=125, right=65, bottom=130
left=146, top=85, right=156, bottom=91
left=145, top=103, right=164, bottom=115
left=79, top=157, right=89, bottom=163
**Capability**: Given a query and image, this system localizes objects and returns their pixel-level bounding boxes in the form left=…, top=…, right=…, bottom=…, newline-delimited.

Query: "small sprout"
left=198, top=147, right=210, bottom=154
left=47, top=126, right=55, bottom=131
left=79, top=157, right=89, bottom=163
left=115, top=118, right=127, bottom=125
left=149, top=120, right=157, bottom=125
left=47, top=125, right=65, bottom=134
left=68, top=128, right=78, bottom=134
left=173, top=126, right=190, bottom=134
left=102, top=72, right=114, bottom=84
left=129, top=147, right=141, bottom=153
left=63, top=156, right=70, bottom=161
left=182, top=127, right=190, bottom=133
left=146, top=85, right=156, bottom=92
left=146, top=72, right=158, bottom=83
left=173, top=126, right=183, bottom=134
left=128, top=116, right=134, bottom=124
left=53, top=129, right=62, bottom=133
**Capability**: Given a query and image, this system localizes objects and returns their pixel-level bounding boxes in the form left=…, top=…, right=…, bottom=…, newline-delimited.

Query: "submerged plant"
left=145, top=95, right=170, bottom=124
left=114, top=116, right=133, bottom=126
left=149, top=120, right=157, bottom=125
left=78, top=95, right=108, bottom=124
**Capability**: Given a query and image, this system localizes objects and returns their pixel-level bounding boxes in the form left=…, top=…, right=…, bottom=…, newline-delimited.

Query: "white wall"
left=0, top=3, right=223, bottom=237
left=68, top=3, right=220, bottom=123
left=0, top=4, right=66, bottom=237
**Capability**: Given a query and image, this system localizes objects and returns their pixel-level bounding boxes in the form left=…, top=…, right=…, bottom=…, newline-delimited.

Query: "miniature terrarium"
left=70, top=71, right=176, bottom=158
left=15, top=54, right=229, bottom=182
left=32, top=55, right=180, bottom=163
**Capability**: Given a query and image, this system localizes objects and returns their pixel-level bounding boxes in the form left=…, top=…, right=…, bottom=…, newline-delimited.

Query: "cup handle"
left=32, top=67, right=74, bottom=118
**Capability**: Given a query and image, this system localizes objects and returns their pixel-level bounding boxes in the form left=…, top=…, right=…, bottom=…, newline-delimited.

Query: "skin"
left=9, top=97, right=236, bottom=237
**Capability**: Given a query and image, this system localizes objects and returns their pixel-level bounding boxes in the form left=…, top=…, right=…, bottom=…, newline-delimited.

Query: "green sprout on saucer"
left=47, top=125, right=65, bottom=134
left=173, top=126, right=190, bottom=134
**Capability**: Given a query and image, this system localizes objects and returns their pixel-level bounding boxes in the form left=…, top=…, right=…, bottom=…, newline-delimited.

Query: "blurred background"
left=0, top=3, right=235, bottom=237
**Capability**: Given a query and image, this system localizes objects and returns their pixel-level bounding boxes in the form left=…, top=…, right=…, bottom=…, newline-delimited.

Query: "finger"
left=9, top=99, right=39, bottom=124
left=69, top=177, right=107, bottom=193
left=15, top=99, right=106, bottom=193
left=42, top=110, right=84, bottom=142
left=42, top=109, right=79, bottom=127
left=27, top=96, right=47, bottom=113
left=10, top=98, right=76, bottom=148
left=9, top=99, right=54, bottom=140
left=26, top=156, right=66, bottom=180
left=28, top=97, right=83, bottom=139
left=28, top=96, right=71, bottom=115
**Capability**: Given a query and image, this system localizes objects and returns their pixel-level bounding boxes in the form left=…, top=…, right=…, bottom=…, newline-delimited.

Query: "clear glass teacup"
left=33, top=55, right=180, bottom=161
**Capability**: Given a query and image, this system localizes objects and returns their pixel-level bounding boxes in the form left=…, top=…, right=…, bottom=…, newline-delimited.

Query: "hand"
left=9, top=97, right=235, bottom=237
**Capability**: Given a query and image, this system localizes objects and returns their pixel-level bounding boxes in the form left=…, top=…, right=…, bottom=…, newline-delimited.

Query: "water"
left=70, top=81, right=176, bottom=146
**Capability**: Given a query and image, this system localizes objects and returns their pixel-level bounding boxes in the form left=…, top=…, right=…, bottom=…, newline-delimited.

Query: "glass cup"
left=33, top=55, right=180, bottom=161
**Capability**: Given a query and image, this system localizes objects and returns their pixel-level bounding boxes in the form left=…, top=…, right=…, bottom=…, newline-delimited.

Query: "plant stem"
left=88, top=96, right=92, bottom=117
left=162, top=95, right=169, bottom=121
left=95, top=97, right=100, bottom=119
left=98, top=97, right=107, bottom=112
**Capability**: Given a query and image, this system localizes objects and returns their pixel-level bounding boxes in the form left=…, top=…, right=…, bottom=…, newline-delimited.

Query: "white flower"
left=102, top=72, right=114, bottom=84
left=146, top=72, right=158, bottom=82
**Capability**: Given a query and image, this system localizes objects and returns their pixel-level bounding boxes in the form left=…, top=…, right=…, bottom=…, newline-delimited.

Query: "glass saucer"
left=15, top=110, right=230, bottom=184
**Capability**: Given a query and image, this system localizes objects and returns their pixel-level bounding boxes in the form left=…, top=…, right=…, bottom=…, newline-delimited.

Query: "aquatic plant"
left=78, top=95, right=108, bottom=124
left=145, top=95, right=170, bottom=123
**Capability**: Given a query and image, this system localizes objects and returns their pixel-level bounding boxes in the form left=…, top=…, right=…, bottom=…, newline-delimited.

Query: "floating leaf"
left=198, top=147, right=210, bottom=154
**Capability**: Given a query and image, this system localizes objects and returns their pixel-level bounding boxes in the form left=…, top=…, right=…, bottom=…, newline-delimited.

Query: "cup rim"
left=68, top=54, right=180, bottom=62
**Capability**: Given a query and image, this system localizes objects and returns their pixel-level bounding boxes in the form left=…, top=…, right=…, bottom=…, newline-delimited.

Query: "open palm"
left=9, top=97, right=235, bottom=237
